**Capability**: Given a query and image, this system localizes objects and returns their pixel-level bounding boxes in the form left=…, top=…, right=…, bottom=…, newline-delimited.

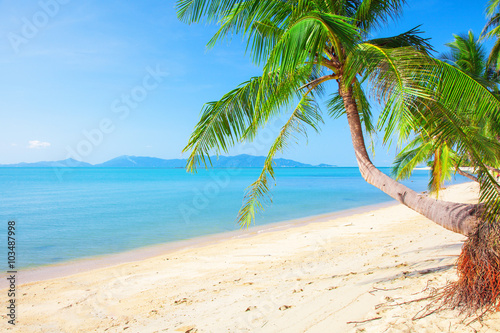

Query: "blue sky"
left=0, top=0, right=493, bottom=166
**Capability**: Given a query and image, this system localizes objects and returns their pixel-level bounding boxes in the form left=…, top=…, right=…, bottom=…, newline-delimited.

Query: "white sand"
left=2, top=181, right=499, bottom=332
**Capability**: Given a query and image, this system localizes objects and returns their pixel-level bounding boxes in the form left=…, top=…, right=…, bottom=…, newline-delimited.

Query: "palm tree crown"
left=177, top=0, right=500, bottom=227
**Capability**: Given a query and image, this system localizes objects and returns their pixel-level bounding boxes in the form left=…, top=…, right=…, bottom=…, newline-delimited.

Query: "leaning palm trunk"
left=456, top=168, right=479, bottom=182
left=341, top=81, right=500, bottom=315
left=486, top=164, right=500, bottom=174
left=339, top=83, right=480, bottom=236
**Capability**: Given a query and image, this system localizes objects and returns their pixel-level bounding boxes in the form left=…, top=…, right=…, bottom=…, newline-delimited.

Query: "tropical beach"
left=4, top=0, right=500, bottom=331
left=2, top=181, right=498, bottom=332
left=0, top=166, right=444, bottom=270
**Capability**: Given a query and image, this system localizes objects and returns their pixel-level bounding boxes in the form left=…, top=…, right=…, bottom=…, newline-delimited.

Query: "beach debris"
left=245, top=306, right=257, bottom=312
left=185, top=328, right=198, bottom=333
left=346, top=316, right=382, bottom=324
left=292, top=288, right=303, bottom=293
left=174, top=298, right=189, bottom=305
left=279, top=305, right=292, bottom=310
left=368, top=286, right=402, bottom=296
left=327, top=286, right=338, bottom=291
left=380, top=295, right=433, bottom=309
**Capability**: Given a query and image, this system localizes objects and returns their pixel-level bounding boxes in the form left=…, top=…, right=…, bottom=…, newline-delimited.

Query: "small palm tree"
left=444, top=31, right=488, bottom=78
left=393, top=134, right=459, bottom=196
left=177, top=0, right=500, bottom=312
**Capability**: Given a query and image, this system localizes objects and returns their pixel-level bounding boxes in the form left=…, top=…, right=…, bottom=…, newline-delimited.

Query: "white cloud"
left=28, top=140, right=51, bottom=149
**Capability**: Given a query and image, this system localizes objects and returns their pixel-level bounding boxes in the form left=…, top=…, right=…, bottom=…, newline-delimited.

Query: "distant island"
left=0, top=154, right=336, bottom=168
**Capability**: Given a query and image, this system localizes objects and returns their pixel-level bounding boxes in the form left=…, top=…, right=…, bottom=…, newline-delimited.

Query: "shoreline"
left=7, top=181, right=500, bottom=332
left=3, top=200, right=398, bottom=288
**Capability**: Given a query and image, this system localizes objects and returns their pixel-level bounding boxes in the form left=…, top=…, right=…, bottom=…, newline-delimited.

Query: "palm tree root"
left=442, top=222, right=500, bottom=315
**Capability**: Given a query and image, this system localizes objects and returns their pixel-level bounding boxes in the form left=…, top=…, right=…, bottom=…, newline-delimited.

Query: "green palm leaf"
left=183, top=65, right=318, bottom=171
left=238, top=95, right=323, bottom=227
left=392, top=136, right=433, bottom=180
left=264, top=11, right=360, bottom=76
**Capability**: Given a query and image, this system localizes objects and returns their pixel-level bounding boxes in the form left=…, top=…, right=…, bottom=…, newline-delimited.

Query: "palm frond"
left=327, top=81, right=374, bottom=134
left=442, top=31, right=487, bottom=79
left=366, top=26, right=433, bottom=53
left=354, top=0, right=407, bottom=32
left=205, top=0, right=294, bottom=64
left=176, top=0, right=240, bottom=23
left=264, top=11, right=360, bottom=76
left=183, top=66, right=318, bottom=172
left=429, top=149, right=442, bottom=195
left=344, top=45, right=433, bottom=146
left=486, top=37, right=500, bottom=72
left=182, top=77, right=258, bottom=171
left=353, top=43, right=500, bottom=219
left=238, top=95, right=323, bottom=227
left=243, top=66, right=321, bottom=140
left=428, top=143, right=455, bottom=197
left=433, top=60, right=500, bottom=124
left=353, top=79, right=375, bottom=133
left=487, top=0, right=500, bottom=17
left=421, top=98, right=500, bottom=222
left=327, top=92, right=344, bottom=119
left=392, top=136, right=432, bottom=180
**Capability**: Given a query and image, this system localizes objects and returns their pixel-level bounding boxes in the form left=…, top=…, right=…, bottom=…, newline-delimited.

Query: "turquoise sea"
left=0, top=167, right=468, bottom=269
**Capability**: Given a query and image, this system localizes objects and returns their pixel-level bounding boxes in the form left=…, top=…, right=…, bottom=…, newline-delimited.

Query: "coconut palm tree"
left=445, top=31, right=488, bottom=78
left=392, top=134, right=459, bottom=196
left=392, top=31, right=499, bottom=195
left=483, top=0, right=500, bottom=72
left=177, top=0, right=500, bottom=311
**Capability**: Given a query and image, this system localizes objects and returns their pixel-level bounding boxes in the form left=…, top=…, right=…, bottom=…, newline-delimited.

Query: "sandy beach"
left=3, top=181, right=500, bottom=332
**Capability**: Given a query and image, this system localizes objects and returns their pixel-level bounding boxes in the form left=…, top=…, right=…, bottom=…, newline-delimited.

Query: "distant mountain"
left=0, top=158, right=93, bottom=168
left=0, top=154, right=335, bottom=168
left=94, top=156, right=186, bottom=168
left=205, top=155, right=315, bottom=168
left=92, top=154, right=328, bottom=168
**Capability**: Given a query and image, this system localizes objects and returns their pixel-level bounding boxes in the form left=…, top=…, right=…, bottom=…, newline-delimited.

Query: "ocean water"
left=0, top=167, right=468, bottom=269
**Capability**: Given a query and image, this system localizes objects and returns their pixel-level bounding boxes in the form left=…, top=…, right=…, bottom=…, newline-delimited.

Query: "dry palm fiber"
left=443, top=221, right=500, bottom=314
